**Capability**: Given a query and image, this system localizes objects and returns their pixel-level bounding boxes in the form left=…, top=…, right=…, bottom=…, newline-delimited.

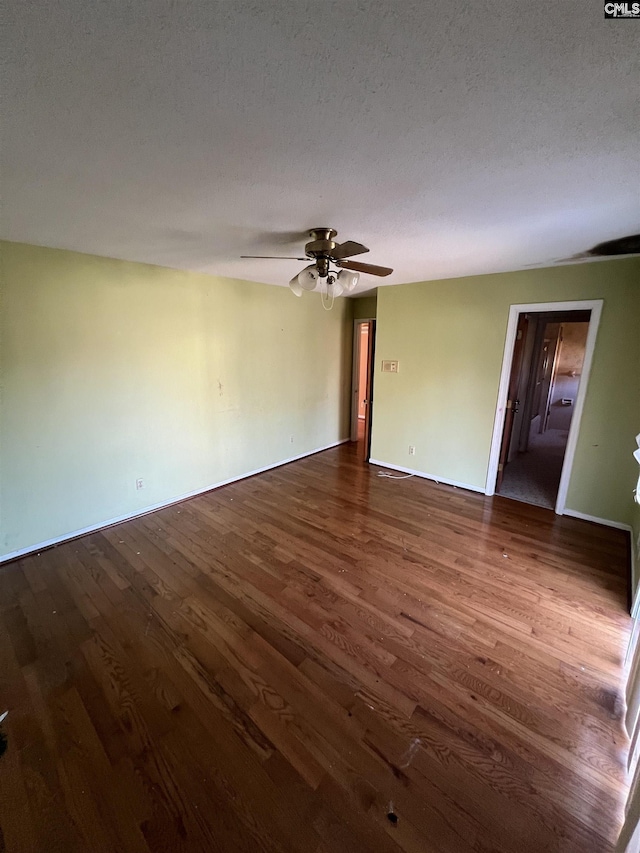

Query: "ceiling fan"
left=241, top=228, right=393, bottom=300
left=557, top=233, right=640, bottom=263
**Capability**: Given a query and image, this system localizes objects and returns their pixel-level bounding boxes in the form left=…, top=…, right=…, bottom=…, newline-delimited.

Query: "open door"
left=362, top=320, right=375, bottom=461
left=350, top=319, right=376, bottom=461
left=488, top=303, right=600, bottom=513
left=526, top=323, right=562, bottom=437
left=541, top=326, right=562, bottom=433
left=496, top=314, right=528, bottom=490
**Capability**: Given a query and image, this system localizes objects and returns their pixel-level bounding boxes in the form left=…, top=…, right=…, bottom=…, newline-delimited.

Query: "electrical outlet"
left=408, top=445, right=416, bottom=456
left=290, top=435, right=294, bottom=443
left=136, top=478, right=144, bottom=490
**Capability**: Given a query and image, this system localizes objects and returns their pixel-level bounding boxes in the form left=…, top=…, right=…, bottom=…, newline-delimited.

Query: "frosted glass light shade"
left=297, top=265, right=319, bottom=291
left=289, top=274, right=303, bottom=297
left=328, top=278, right=344, bottom=297
left=337, top=269, right=359, bottom=292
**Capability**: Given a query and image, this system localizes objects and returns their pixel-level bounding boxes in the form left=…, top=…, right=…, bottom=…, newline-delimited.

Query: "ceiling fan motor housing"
left=305, top=229, right=339, bottom=277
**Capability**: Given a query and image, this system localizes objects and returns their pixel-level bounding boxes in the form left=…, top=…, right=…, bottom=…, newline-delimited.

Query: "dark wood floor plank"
left=0, top=442, right=631, bottom=851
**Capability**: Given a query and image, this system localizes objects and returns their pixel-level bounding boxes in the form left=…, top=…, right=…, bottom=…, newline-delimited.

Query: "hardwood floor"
left=0, top=443, right=631, bottom=852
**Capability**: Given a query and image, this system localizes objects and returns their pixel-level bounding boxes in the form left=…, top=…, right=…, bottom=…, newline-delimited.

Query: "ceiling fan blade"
left=241, top=255, right=308, bottom=260
left=337, top=260, right=393, bottom=277
left=331, top=241, right=369, bottom=260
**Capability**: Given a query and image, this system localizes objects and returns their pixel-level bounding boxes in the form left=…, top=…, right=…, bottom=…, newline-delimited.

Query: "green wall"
left=351, top=291, right=377, bottom=319
left=2, top=241, right=638, bottom=562
left=0, top=242, right=352, bottom=559
left=371, top=257, right=640, bottom=527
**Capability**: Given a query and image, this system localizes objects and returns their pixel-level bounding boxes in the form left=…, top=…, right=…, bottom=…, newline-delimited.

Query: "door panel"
left=362, top=320, right=375, bottom=461
left=358, top=325, right=369, bottom=418
left=538, top=323, right=561, bottom=434
left=507, top=317, right=537, bottom=462
left=350, top=320, right=370, bottom=442
left=496, top=314, right=528, bottom=490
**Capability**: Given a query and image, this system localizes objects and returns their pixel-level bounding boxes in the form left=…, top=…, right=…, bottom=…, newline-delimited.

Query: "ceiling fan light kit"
left=288, top=274, right=304, bottom=297
left=296, top=265, right=320, bottom=291
left=337, top=268, right=359, bottom=292
left=241, top=227, right=393, bottom=307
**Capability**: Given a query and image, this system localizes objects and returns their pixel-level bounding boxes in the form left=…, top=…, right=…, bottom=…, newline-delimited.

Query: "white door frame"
left=485, top=299, right=603, bottom=515
left=350, top=318, right=373, bottom=441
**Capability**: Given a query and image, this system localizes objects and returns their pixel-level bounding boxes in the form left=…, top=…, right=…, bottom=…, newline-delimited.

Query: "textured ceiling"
left=2, top=0, right=639, bottom=292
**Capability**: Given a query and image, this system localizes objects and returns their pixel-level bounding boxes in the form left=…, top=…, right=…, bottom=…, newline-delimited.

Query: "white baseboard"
left=561, top=508, right=632, bottom=532
left=0, top=438, right=350, bottom=566
left=368, top=459, right=484, bottom=494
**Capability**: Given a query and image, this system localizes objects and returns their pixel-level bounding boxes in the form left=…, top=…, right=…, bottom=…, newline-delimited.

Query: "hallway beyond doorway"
left=487, top=300, right=602, bottom=515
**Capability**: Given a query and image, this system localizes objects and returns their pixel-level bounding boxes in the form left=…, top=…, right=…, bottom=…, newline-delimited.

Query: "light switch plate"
left=382, top=360, right=399, bottom=373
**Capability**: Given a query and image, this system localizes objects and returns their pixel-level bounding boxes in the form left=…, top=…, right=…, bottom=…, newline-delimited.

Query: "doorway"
left=486, top=300, right=603, bottom=514
left=351, top=319, right=375, bottom=461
